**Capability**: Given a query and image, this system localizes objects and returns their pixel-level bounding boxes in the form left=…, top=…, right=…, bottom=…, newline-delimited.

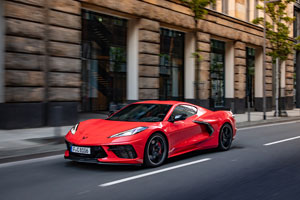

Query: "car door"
left=167, top=105, right=209, bottom=155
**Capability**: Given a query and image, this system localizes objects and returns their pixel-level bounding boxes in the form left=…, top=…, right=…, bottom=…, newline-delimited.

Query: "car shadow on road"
left=165, top=148, right=218, bottom=165
left=63, top=144, right=245, bottom=172
left=64, top=160, right=143, bottom=172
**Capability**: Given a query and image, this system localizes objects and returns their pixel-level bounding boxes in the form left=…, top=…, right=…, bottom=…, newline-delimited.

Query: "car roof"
left=134, top=100, right=189, bottom=105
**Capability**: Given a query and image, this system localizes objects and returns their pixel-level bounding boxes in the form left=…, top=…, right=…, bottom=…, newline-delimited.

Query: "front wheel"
left=144, top=133, right=168, bottom=167
left=218, top=123, right=233, bottom=151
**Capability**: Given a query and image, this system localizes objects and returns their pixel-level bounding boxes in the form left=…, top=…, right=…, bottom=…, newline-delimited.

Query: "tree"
left=180, top=0, right=215, bottom=100
left=253, top=0, right=300, bottom=116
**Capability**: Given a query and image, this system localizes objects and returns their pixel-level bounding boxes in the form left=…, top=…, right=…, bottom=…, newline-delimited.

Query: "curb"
left=236, top=116, right=300, bottom=128
left=0, top=149, right=65, bottom=164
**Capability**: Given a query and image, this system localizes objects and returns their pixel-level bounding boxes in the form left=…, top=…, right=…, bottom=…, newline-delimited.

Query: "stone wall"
left=265, top=49, right=273, bottom=98
left=1, top=0, right=81, bottom=128
left=138, top=19, right=160, bottom=100
left=234, top=41, right=246, bottom=113
left=197, top=32, right=211, bottom=101
left=4, top=0, right=46, bottom=102
left=285, top=53, right=295, bottom=110
left=48, top=0, right=81, bottom=102
left=4, top=0, right=81, bottom=103
left=285, top=54, right=294, bottom=97
left=1, top=0, right=295, bottom=129
left=80, top=0, right=294, bottom=112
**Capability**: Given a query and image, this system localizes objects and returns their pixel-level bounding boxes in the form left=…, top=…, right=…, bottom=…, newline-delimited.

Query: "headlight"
left=109, top=127, right=148, bottom=138
left=70, top=123, right=79, bottom=135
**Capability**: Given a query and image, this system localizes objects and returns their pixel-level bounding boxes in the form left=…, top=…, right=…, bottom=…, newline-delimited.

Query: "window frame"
left=210, top=39, right=226, bottom=108
left=168, top=104, right=198, bottom=121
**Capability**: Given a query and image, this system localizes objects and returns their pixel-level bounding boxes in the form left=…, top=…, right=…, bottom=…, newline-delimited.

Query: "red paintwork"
left=65, top=100, right=236, bottom=165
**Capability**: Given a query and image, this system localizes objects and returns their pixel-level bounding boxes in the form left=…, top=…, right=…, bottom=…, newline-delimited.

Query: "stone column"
left=184, top=32, right=195, bottom=101
left=0, top=0, right=4, bottom=103
left=234, top=41, right=246, bottom=113
left=285, top=53, right=295, bottom=110
left=138, top=19, right=160, bottom=100
left=127, top=19, right=139, bottom=102
left=47, top=0, right=81, bottom=125
left=296, top=51, right=300, bottom=108
left=1, top=0, right=81, bottom=128
left=197, top=32, right=211, bottom=108
left=265, top=48, right=273, bottom=111
left=225, top=41, right=234, bottom=110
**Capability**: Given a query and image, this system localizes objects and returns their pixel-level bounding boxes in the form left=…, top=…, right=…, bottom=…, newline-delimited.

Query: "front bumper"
left=64, top=139, right=145, bottom=165
left=64, top=154, right=142, bottom=166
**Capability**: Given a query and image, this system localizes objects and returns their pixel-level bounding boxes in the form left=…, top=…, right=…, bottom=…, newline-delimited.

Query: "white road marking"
left=238, top=120, right=300, bottom=131
left=0, top=154, right=63, bottom=168
left=77, top=190, right=91, bottom=195
left=99, top=158, right=211, bottom=187
left=264, top=136, right=300, bottom=146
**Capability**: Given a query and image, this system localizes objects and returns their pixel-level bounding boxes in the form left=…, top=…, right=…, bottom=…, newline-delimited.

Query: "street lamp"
left=262, top=0, right=281, bottom=120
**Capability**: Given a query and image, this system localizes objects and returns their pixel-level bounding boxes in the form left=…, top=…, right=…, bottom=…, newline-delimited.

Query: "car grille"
left=66, top=141, right=107, bottom=159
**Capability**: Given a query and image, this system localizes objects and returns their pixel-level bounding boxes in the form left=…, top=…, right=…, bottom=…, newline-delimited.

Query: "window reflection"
left=210, top=39, right=225, bottom=108
left=159, top=28, right=184, bottom=100
left=81, top=10, right=127, bottom=111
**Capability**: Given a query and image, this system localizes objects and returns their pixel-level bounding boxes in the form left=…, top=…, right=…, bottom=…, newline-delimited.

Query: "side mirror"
left=169, top=114, right=187, bottom=123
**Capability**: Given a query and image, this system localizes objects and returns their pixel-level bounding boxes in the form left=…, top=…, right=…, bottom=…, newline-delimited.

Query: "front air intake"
left=108, top=145, right=137, bottom=159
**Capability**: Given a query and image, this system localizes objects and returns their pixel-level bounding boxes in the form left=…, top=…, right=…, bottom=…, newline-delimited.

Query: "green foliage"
left=180, top=0, right=216, bottom=20
left=192, top=52, right=203, bottom=62
left=180, top=0, right=215, bottom=59
left=252, top=0, right=299, bottom=61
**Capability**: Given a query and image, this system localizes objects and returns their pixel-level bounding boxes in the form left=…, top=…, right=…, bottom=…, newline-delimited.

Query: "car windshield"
left=107, top=104, right=172, bottom=122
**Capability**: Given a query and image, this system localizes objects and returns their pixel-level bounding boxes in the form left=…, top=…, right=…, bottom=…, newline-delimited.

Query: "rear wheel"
left=218, top=123, right=233, bottom=151
left=144, top=133, right=167, bottom=167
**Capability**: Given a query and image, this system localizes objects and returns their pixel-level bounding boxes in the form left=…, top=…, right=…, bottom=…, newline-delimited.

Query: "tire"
left=218, top=123, right=233, bottom=151
left=144, top=133, right=168, bottom=167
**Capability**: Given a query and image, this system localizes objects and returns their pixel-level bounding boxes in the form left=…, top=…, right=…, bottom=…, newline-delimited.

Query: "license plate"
left=71, top=146, right=91, bottom=155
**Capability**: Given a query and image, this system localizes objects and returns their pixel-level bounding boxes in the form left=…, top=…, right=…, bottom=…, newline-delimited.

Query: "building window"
left=159, top=28, right=185, bottom=100
left=82, top=10, right=127, bottom=111
left=210, top=39, right=225, bottom=108
left=246, top=47, right=255, bottom=108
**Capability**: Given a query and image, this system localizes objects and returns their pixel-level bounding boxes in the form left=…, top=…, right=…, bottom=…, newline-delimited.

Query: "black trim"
left=193, top=120, right=214, bottom=136
left=64, top=156, right=142, bottom=166
left=108, top=145, right=137, bottom=159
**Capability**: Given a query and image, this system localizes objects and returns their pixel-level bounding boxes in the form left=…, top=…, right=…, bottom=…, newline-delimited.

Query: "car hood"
left=65, top=119, right=153, bottom=145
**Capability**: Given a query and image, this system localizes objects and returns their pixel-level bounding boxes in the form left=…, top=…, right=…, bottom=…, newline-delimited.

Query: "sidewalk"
left=0, top=109, right=300, bottom=163
left=235, top=108, right=300, bottom=127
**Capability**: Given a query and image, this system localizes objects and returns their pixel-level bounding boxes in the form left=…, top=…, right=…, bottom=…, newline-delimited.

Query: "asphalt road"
left=1, top=121, right=300, bottom=200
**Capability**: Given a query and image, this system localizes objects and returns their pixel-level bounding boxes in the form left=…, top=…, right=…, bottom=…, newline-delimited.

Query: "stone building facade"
left=295, top=1, right=300, bottom=108
left=0, top=0, right=296, bottom=129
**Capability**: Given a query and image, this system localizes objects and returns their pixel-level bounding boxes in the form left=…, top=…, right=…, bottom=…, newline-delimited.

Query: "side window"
left=170, top=105, right=197, bottom=119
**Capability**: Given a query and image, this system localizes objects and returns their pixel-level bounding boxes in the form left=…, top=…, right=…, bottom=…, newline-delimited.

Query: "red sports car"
left=64, top=101, right=236, bottom=167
